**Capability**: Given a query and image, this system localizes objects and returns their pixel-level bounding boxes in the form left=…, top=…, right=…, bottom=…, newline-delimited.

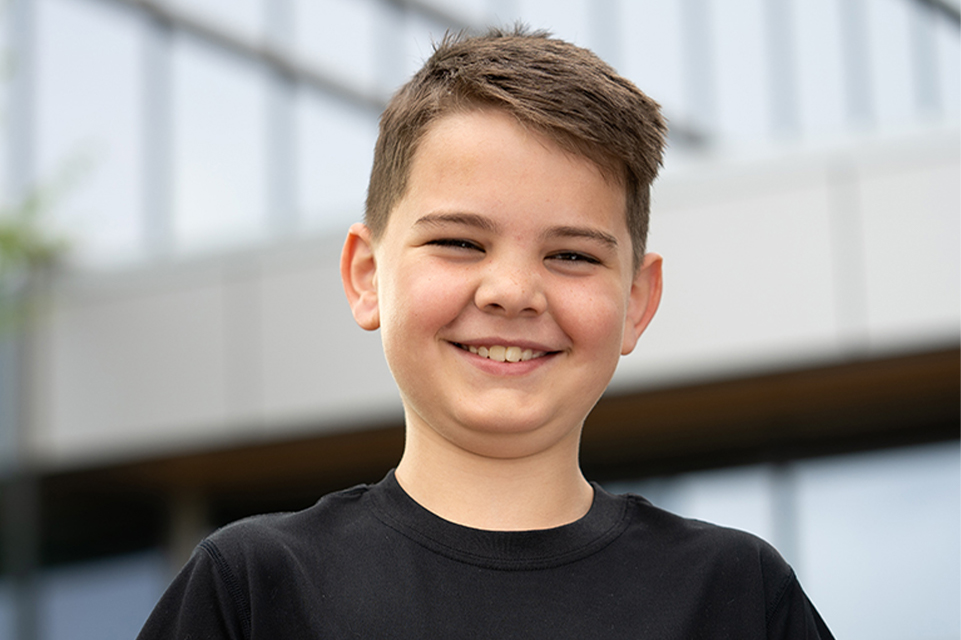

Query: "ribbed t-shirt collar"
left=366, top=470, right=632, bottom=571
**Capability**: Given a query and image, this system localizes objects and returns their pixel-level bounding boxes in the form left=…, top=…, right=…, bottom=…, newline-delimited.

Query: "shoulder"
left=608, top=492, right=833, bottom=637
left=199, top=482, right=374, bottom=575
left=618, top=491, right=787, bottom=564
left=137, top=483, right=384, bottom=639
left=214, top=482, right=369, bottom=536
left=615, top=491, right=798, bottom=599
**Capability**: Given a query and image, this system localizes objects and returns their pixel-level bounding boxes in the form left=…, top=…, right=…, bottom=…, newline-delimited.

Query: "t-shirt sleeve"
left=767, top=571, right=835, bottom=640
left=137, top=540, right=250, bottom=640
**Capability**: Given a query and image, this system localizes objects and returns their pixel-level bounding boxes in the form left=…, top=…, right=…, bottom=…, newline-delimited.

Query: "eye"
left=547, top=251, right=601, bottom=265
left=426, top=238, right=484, bottom=252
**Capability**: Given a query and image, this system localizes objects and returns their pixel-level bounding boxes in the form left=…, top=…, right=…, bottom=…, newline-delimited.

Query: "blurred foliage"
left=0, top=155, right=86, bottom=333
left=0, top=190, right=68, bottom=281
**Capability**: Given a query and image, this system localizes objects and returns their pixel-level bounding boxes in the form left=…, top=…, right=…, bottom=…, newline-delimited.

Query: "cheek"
left=380, top=262, right=468, bottom=339
left=553, top=283, right=627, bottom=350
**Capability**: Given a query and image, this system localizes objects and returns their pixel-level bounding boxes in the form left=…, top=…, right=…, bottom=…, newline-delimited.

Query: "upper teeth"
left=466, top=344, right=545, bottom=362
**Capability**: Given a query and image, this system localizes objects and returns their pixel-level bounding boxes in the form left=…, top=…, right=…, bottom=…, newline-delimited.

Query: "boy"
left=139, top=27, right=833, bottom=638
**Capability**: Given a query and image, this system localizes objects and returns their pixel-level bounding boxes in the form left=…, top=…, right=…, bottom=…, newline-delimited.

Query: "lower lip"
left=452, top=344, right=557, bottom=376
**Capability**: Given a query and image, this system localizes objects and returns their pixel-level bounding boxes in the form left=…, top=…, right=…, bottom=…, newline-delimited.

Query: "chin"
left=446, top=408, right=584, bottom=455
left=454, top=402, right=557, bottom=433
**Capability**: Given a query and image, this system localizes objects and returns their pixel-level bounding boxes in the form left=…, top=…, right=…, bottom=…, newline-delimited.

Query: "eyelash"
left=427, top=238, right=484, bottom=251
left=426, top=239, right=601, bottom=266
left=547, top=251, right=601, bottom=265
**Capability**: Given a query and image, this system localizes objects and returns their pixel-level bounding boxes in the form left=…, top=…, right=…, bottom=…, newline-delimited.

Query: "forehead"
left=417, top=106, right=625, bottom=186
left=391, top=109, right=630, bottom=236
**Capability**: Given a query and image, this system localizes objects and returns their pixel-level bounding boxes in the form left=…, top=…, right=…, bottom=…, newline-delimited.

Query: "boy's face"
left=342, top=109, right=661, bottom=460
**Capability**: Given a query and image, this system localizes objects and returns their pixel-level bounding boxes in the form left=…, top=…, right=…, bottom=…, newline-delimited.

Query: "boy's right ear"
left=340, top=223, right=380, bottom=331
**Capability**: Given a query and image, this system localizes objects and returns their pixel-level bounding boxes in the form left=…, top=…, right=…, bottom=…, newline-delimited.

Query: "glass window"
left=487, top=0, right=518, bottom=27
left=513, top=0, right=591, bottom=45
left=676, top=0, right=717, bottom=135
left=710, top=0, right=771, bottom=144
left=39, top=551, right=168, bottom=640
left=797, top=443, right=960, bottom=640
left=293, top=0, right=379, bottom=94
left=621, top=1, right=686, bottom=132
left=166, top=0, right=264, bottom=41
left=935, top=14, right=960, bottom=119
left=295, top=88, right=377, bottom=232
left=404, top=11, right=452, bottom=79
left=171, top=34, right=268, bottom=253
left=866, top=0, right=915, bottom=129
left=0, top=7, right=9, bottom=206
left=792, top=0, right=847, bottom=140
left=35, top=0, right=144, bottom=265
left=427, top=0, right=487, bottom=24
left=0, top=581, right=13, bottom=639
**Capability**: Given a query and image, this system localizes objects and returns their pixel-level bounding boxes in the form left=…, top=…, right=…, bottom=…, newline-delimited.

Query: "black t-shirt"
left=138, top=471, right=833, bottom=639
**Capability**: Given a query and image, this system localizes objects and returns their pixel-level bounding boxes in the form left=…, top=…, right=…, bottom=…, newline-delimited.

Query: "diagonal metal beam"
left=916, top=0, right=961, bottom=25
left=388, top=0, right=474, bottom=32
left=105, top=0, right=456, bottom=113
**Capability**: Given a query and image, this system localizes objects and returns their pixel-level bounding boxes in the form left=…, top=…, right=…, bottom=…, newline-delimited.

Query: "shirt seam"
left=199, top=539, right=253, bottom=640
left=766, top=568, right=797, bottom=628
left=369, top=493, right=632, bottom=571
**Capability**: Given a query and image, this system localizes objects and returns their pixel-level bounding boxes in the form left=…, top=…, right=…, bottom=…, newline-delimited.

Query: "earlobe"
left=340, top=223, right=381, bottom=331
left=621, top=252, right=663, bottom=355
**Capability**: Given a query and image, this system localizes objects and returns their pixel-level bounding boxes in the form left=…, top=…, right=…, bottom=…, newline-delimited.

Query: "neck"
left=394, top=418, right=594, bottom=532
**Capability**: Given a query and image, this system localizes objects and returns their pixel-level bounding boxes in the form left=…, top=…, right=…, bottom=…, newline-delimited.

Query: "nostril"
left=474, top=273, right=546, bottom=316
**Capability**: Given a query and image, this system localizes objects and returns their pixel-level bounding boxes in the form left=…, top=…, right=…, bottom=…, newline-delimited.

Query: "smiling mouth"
left=452, top=343, right=550, bottom=363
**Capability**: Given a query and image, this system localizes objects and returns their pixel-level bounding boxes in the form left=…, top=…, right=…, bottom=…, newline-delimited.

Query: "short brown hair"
left=365, top=26, right=667, bottom=267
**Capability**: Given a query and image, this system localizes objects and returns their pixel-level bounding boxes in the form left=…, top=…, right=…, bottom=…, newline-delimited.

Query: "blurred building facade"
left=0, top=0, right=958, bottom=638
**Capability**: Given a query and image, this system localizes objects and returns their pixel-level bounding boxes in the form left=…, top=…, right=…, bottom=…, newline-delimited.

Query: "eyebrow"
left=413, top=212, right=500, bottom=232
left=414, top=212, right=618, bottom=249
left=544, top=225, right=619, bottom=249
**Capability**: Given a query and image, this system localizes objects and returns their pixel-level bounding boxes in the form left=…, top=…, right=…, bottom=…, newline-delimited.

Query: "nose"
left=473, top=257, right=547, bottom=317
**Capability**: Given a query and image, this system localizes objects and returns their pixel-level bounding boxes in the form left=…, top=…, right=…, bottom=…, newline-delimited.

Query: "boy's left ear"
left=340, top=223, right=381, bottom=331
left=621, top=252, right=663, bottom=355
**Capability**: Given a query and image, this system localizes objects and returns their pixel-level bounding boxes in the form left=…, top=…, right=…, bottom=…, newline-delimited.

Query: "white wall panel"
left=31, top=271, right=229, bottom=463
left=615, top=127, right=960, bottom=390
left=860, top=155, right=961, bottom=348
left=616, top=162, right=839, bottom=388
left=220, top=266, right=266, bottom=429
left=258, top=242, right=400, bottom=431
